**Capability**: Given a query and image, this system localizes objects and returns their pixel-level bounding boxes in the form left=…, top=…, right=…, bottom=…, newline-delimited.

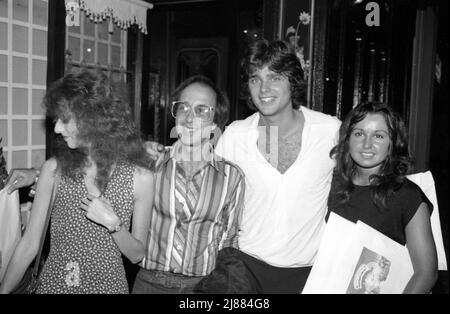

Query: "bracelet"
left=108, top=218, right=123, bottom=234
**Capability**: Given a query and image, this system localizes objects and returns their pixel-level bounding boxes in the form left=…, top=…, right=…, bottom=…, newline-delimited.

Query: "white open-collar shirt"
left=215, top=106, right=341, bottom=267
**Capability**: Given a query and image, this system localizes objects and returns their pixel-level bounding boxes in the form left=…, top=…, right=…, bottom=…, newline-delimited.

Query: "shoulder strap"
left=31, top=164, right=61, bottom=277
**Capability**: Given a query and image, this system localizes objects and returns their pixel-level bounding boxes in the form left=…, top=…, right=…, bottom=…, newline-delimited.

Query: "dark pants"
left=237, top=250, right=312, bottom=294
left=132, top=269, right=204, bottom=294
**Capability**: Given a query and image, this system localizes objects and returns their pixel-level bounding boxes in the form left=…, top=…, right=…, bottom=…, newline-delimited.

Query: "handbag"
left=10, top=167, right=60, bottom=294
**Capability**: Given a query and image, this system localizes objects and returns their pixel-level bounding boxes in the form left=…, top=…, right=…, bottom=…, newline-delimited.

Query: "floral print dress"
left=36, top=161, right=135, bottom=294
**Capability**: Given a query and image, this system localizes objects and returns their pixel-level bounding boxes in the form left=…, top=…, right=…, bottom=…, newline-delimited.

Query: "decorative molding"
left=310, top=0, right=327, bottom=112
left=408, top=7, right=438, bottom=171
left=335, top=1, right=348, bottom=119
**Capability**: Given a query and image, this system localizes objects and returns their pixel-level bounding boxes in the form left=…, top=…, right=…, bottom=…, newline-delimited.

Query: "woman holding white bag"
left=327, top=102, right=438, bottom=294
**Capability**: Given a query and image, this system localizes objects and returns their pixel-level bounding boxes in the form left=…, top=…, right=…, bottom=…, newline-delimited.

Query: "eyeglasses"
left=171, top=101, right=215, bottom=121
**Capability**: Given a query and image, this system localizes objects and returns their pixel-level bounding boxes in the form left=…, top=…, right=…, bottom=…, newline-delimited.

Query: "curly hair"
left=241, top=39, right=307, bottom=110
left=330, top=102, right=413, bottom=209
left=44, top=70, right=151, bottom=192
left=171, top=75, right=230, bottom=130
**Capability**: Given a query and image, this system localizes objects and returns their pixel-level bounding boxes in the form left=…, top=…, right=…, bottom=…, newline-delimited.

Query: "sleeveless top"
left=36, top=161, right=135, bottom=294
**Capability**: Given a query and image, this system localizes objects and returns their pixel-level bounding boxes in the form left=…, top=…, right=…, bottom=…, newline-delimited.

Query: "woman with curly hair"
left=328, top=102, right=438, bottom=293
left=0, top=71, right=154, bottom=294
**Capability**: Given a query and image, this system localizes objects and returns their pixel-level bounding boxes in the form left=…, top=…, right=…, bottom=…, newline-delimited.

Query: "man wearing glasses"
left=131, top=75, right=246, bottom=293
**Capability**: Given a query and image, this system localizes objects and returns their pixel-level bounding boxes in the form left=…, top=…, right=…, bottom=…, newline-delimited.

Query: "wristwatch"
left=108, top=219, right=123, bottom=234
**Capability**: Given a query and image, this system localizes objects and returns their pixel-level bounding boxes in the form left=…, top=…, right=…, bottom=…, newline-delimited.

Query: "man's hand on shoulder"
left=144, top=141, right=166, bottom=162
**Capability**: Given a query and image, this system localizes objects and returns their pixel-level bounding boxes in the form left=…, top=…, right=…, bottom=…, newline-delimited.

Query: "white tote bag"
left=0, top=187, right=21, bottom=282
left=302, top=213, right=414, bottom=294
left=407, top=171, right=447, bottom=270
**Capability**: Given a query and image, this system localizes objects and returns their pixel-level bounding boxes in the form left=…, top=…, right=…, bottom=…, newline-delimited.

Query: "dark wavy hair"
left=44, top=70, right=151, bottom=192
left=330, top=102, right=413, bottom=209
left=241, top=39, right=306, bottom=110
left=171, top=75, right=230, bottom=130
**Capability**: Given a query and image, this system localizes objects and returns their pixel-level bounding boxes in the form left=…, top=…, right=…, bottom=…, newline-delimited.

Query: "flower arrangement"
left=286, top=11, right=311, bottom=78
left=299, top=12, right=311, bottom=24
left=0, top=138, right=8, bottom=190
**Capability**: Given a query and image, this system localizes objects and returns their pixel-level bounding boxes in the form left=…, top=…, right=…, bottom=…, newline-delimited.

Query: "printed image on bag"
left=346, top=247, right=392, bottom=294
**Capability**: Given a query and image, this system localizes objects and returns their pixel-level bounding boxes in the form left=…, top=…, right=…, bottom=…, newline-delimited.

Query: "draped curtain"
left=65, top=0, right=154, bottom=34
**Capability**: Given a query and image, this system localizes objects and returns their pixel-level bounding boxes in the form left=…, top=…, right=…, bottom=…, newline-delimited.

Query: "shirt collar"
left=157, top=140, right=226, bottom=176
left=253, top=106, right=305, bottom=129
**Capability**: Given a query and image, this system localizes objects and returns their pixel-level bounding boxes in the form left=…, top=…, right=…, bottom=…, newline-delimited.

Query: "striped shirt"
left=142, top=143, right=245, bottom=276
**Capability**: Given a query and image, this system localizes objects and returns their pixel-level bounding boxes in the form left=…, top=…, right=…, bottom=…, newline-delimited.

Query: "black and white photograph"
left=0, top=0, right=448, bottom=305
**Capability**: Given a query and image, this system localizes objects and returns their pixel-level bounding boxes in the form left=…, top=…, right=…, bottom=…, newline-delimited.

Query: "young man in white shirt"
left=212, top=39, right=341, bottom=293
